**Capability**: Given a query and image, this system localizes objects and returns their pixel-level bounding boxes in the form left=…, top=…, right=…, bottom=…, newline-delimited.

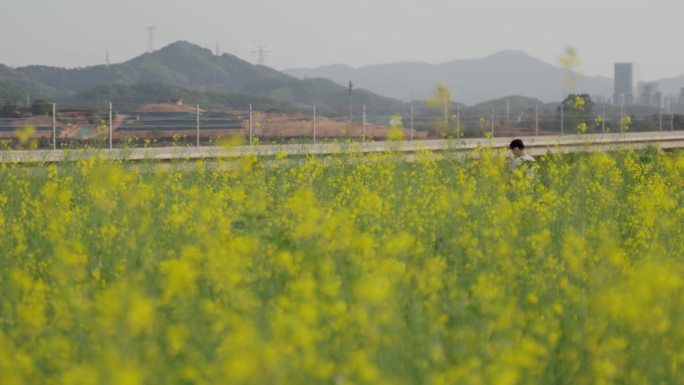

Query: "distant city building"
left=638, top=81, right=660, bottom=107
left=653, top=92, right=663, bottom=109
left=664, top=95, right=674, bottom=112
left=614, top=63, right=638, bottom=105
left=594, top=95, right=611, bottom=105
left=664, top=94, right=683, bottom=114
left=677, top=88, right=684, bottom=113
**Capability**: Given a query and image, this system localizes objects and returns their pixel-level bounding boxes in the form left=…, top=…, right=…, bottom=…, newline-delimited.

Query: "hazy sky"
left=1, top=0, right=682, bottom=80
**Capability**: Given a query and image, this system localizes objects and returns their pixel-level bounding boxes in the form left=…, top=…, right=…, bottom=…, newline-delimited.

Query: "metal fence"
left=1, top=101, right=682, bottom=150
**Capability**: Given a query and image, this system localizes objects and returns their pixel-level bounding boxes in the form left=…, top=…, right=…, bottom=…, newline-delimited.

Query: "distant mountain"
left=657, top=75, right=684, bottom=96
left=286, top=50, right=617, bottom=105
left=0, top=65, right=63, bottom=100
left=0, top=42, right=405, bottom=115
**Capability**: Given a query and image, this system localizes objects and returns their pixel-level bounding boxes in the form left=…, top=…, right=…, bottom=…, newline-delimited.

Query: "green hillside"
left=71, top=83, right=294, bottom=112
left=0, top=42, right=406, bottom=116
left=0, top=65, right=63, bottom=100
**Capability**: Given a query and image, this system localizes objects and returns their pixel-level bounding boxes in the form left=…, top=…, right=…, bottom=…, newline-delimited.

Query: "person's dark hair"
left=509, top=139, right=525, bottom=150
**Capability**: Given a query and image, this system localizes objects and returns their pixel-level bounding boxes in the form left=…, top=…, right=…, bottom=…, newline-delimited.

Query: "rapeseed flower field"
left=1, top=146, right=683, bottom=384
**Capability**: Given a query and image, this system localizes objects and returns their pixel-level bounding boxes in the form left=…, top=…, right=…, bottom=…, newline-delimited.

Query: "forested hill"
left=0, top=41, right=405, bottom=115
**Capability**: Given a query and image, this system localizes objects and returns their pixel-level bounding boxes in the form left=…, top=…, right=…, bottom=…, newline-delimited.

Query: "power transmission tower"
left=146, top=26, right=156, bottom=53
left=215, top=44, right=220, bottom=56
left=252, top=45, right=270, bottom=66
left=106, top=51, right=111, bottom=66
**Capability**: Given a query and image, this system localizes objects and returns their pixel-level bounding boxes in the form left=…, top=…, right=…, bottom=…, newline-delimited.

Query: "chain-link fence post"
left=52, top=103, right=57, bottom=150
left=109, top=102, right=113, bottom=149
left=362, top=104, right=366, bottom=143
left=249, top=104, right=253, bottom=145
left=196, top=105, right=200, bottom=147
left=410, top=104, right=414, bottom=141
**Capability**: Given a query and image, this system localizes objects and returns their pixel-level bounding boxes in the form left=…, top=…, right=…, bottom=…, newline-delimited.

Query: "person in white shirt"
left=509, top=139, right=536, bottom=170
